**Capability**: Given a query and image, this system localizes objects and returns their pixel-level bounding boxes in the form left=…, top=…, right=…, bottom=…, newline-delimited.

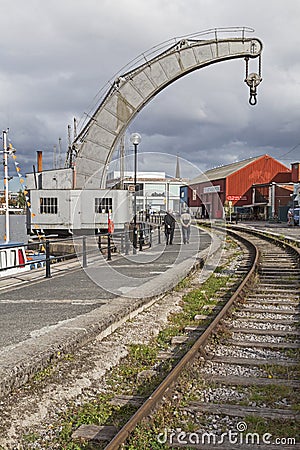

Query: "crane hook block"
left=245, top=72, right=262, bottom=106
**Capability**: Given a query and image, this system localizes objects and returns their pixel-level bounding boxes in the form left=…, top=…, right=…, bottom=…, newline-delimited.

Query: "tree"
left=17, top=190, right=26, bottom=209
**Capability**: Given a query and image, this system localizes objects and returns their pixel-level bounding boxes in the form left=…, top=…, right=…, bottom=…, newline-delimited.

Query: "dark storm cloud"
left=1, top=0, right=300, bottom=177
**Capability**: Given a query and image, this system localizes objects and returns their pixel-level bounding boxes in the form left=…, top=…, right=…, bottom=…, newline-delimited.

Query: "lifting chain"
left=244, top=55, right=262, bottom=106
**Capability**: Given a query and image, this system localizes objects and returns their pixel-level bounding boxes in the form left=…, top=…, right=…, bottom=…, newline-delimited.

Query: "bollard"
left=107, top=234, right=112, bottom=261
left=98, top=234, right=102, bottom=252
left=82, top=236, right=87, bottom=268
left=158, top=225, right=161, bottom=244
left=121, top=232, right=124, bottom=253
left=149, top=224, right=153, bottom=247
left=133, top=227, right=137, bottom=255
left=139, top=228, right=143, bottom=251
left=45, top=240, right=51, bottom=278
left=125, top=227, right=130, bottom=255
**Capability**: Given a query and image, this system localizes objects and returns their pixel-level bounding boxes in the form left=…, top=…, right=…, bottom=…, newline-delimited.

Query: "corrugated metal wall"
left=226, top=155, right=290, bottom=205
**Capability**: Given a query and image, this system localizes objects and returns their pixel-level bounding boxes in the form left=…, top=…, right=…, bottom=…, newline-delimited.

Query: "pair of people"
left=163, top=209, right=192, bottom=245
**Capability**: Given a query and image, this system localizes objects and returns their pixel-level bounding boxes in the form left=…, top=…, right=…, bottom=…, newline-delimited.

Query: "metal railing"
left=0, top=221, right=163, bottom=279
left=97, top=222, right=162, bottom=260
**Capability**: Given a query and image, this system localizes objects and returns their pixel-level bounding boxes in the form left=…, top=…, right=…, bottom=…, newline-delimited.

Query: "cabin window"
left=95, top=198, right=112, bottom=214
left=11, top=250, right=17, bottom=267
left=40, top=197, right=58, bottom=214
left=0, top=251, right=7, bottom=269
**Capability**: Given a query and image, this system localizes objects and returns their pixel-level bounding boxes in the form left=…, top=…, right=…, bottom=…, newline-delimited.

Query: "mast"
left=67, top=124, right=72, bottom=167
left=73, top=117, right=77, bottom=140
left=53, top=144, right=57, bottom=169
left=58, top=137, right=62, bottom=169
left=2, top=130, right=10, bottom=243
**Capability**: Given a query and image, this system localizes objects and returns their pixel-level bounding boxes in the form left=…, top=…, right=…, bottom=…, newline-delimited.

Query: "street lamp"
left=130, top=132, right=141, bottom=253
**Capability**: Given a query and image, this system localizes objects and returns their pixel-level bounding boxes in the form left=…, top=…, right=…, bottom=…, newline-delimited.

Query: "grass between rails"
left=125, top=372, right=300, bottom=447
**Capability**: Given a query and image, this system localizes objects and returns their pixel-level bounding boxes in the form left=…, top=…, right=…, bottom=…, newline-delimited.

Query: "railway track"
left=98, top=228, right=300, bottom=450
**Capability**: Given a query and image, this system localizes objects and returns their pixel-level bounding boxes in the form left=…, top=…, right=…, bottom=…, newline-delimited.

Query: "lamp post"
left=130, top=132, right=141, bottom=254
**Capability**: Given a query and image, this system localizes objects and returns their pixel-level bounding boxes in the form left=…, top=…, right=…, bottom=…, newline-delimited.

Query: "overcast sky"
left=1, top=0, right=300, bottom=181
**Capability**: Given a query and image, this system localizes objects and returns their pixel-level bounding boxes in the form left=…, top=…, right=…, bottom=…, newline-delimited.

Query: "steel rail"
left=103, top=229, right=259, bottom=449
left=229, top=224, right=300, bottom=264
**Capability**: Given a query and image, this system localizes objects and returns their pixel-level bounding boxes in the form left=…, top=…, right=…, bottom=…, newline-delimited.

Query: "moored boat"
left=0, top=241, right=29, bottom=276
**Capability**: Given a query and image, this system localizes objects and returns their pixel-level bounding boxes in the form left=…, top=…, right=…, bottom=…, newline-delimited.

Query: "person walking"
left=287, top=208, right=294, bottom=226
left=164, top=210, right=176, bottom=245
left=180, top=208, right=192, bottom=244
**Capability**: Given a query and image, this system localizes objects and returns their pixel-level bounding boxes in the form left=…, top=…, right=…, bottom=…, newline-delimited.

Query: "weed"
left=245, top=415, right=300, bottom=441
left=22, top=432, right=40, bottom=443
left=129, top=343, right=157, bottom=366
left=32, top=365, right=55, bottom=382
left=156, top=326, right=181, bottom=349
left=245, top=384, right=296, bottom=407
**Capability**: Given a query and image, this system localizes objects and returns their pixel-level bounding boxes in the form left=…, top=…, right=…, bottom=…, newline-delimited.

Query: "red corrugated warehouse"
left=188, top=154, right=293, bottom=219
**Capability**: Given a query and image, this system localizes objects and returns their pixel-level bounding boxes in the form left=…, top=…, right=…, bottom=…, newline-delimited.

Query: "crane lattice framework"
left=72, top=28, right=263, bottom=189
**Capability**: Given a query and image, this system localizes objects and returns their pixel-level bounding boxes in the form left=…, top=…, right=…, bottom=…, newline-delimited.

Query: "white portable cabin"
left=26, top=168, right=132, bottom=235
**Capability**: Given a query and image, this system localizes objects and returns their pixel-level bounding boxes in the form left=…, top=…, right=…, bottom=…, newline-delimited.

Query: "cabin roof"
left=0, top=242, right=25, bottom=249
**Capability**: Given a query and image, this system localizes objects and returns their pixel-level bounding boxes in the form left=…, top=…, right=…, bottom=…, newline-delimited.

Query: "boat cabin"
left=0, top=242, right=29, bottom=277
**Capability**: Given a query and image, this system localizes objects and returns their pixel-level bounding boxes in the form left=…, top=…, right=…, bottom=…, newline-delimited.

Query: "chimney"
left=291, top=162, right=300, bottom=182
left=37, top=151, right=43, bottom=172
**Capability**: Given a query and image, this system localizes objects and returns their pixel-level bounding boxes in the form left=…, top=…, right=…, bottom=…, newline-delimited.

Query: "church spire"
left=175, top=154, right=180, bottom=179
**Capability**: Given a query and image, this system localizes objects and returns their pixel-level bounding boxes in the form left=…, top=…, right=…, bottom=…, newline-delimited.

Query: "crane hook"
left=245, top=72, right=262, bottom=106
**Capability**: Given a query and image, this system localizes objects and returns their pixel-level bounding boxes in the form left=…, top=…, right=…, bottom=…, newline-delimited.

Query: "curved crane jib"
left=74, top=33, right=263, bottom=189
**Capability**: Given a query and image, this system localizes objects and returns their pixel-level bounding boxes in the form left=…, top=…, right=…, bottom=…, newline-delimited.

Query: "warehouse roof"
left=191, top=155, right=263, bottom=184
